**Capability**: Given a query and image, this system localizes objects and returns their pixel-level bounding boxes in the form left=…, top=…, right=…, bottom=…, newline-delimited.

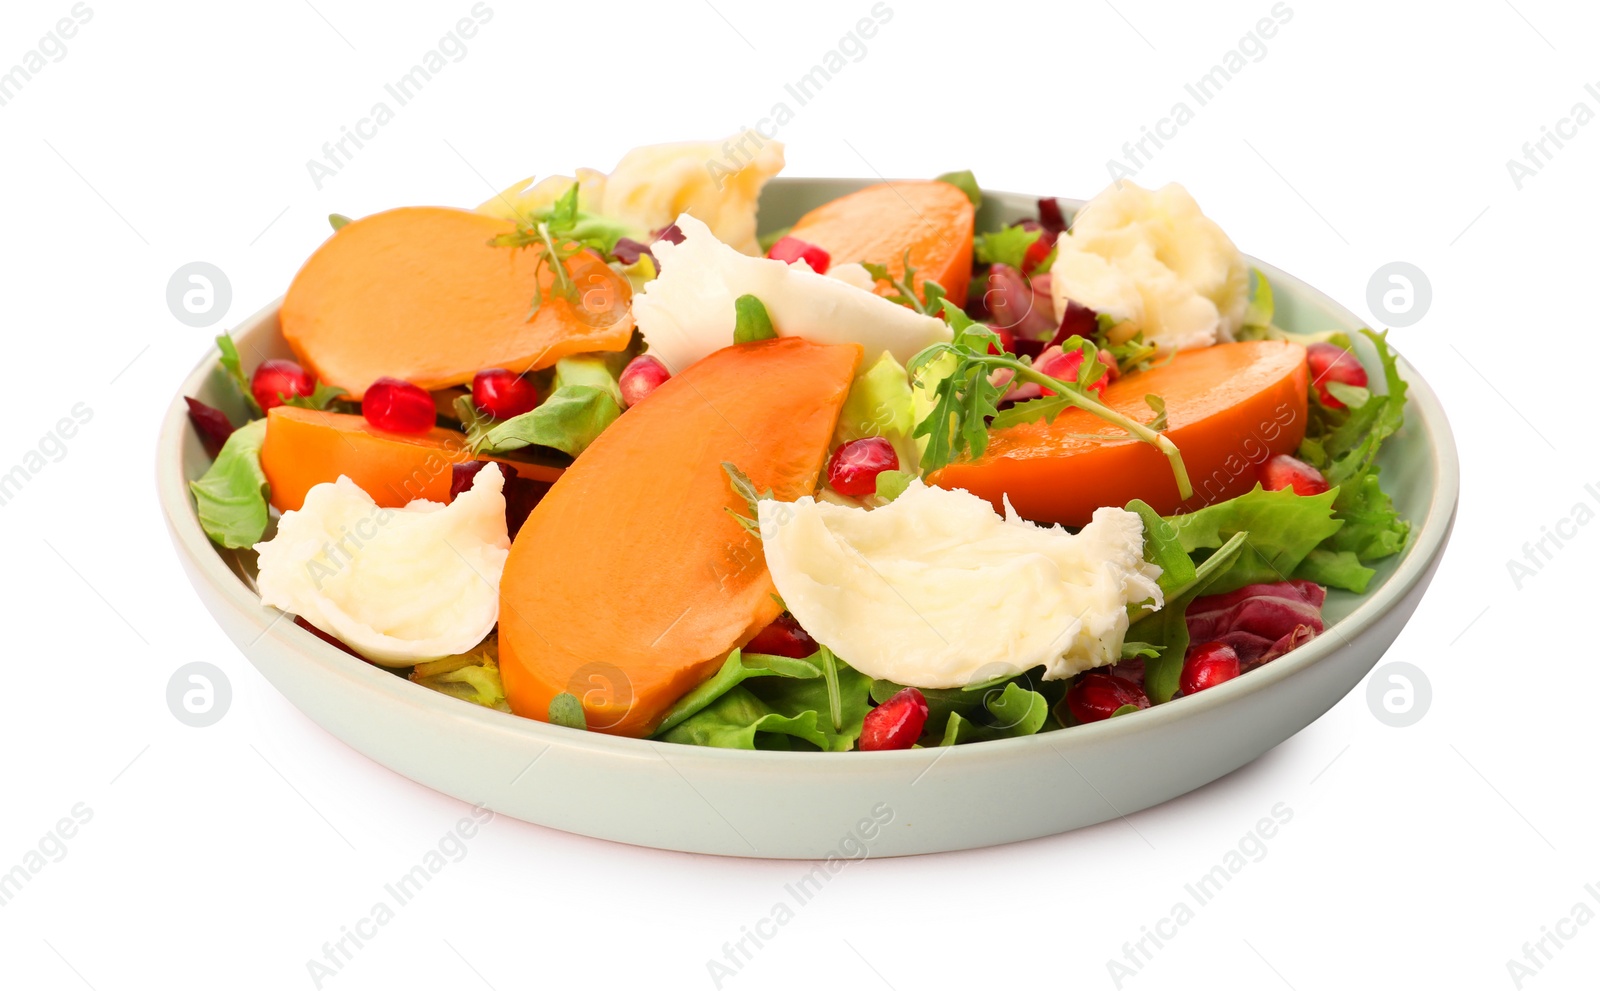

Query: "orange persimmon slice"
left=280, top=206, right=634, bottom=400
left=498, top=337, right=861, bottom=738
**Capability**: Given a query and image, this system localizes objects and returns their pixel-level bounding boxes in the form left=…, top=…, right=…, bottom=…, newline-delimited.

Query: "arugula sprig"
left=908, top=303, right=1192, bottom=500
left=488, top=182, right=629, bottom=319
left=862, top=250, right=947, bottom=316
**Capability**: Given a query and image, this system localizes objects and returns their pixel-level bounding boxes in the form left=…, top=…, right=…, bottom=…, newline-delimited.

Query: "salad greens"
left=908, top=304, right=1191, bottom=499
left=488, top=181, right=634, bottom=317
left=974, top=224, right=1044, bottom=271
left=733, top=293, right=777, bottom=343
left=653, top=647, right=873, bottom=752
left=462, top=355, right=624, bottom=459
left=189, top=417, right=270, bottom=549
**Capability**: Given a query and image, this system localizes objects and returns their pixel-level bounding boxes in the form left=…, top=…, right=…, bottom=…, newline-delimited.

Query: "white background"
left=0, top=0, right=1591, bottom=988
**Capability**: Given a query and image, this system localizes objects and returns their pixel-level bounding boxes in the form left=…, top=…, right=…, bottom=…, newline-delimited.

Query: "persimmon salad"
left=185, top=136, right=1411, bottom=752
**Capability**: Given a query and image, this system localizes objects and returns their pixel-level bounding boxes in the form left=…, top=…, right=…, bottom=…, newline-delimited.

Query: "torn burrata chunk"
left=757, top=480, right=1162, bottom=689
left=254, top=463, right=511, bottom=666
left=1050, top=181, right=1249, bottom=353
left=633, top=215, right=951, bottom=373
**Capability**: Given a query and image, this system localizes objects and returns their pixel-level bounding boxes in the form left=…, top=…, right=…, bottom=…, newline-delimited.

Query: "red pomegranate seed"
left=1180, top=641, right=1242, bottom=696
left=766, top=235, right=831, bottom=274
left=744, top=614, right=819, bottom=658
left=860, top=687, right=929, bottom=751
left=1065, top=671, right=1150, bottom=723
left=1022, top=230, right=1055, bottom=273
left=1036, top=347, right=1109, bottom=398
left=1259, top=453, right=1330, bottom=497
left=471, top=368, right=539, bottom=420
left=827, top=437, right=899, bottom=497
left=619, top=354, right=671, bottom=408
left=1306, top=342, right=1369, bottom=409
left=362, top=377, right=436, bottom=434
left=250, top=359, right=315, bottom=412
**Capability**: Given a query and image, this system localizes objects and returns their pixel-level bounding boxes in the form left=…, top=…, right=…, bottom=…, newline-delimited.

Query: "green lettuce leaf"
left=468, top=357, right=624, bottom=459
left=836, top=351, right=919, bottom=473
left=279, top=380, right=346, bottom=412
left=1166, top=485, right=1343, bottom=594
left=973, top=225, right=1043, bottom=271
left=547, top=692, right=586, bottom=728
left=189, top=417, right=270, bottom=549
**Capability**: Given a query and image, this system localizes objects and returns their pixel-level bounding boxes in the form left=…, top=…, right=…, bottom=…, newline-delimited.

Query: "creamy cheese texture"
left=1050, top=181, right=1249, bottom=353
left=757, top=480, right=1162, bottom=688
left=254, top=464, right=511, bottom=666
left=633, top=215, right=951, bottom=373
left=476, top=135, right=783, bottom=256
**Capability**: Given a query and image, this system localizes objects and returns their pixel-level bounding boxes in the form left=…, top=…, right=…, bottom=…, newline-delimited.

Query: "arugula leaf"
left=653, top=648, right=822, bottom=735
left=973, top=225, right=1043, bottom=271
left=1126, top=498, right=1195, bottom=601
left=1129, top=530, right=1249, bottom=702
left=655, top=687, right=832, bottom=750
left=733, top=293, right=776, bottom=343
left=930, top=682, right=1049, bottom=746
left=278, top=380, right=346, bottom=411
left=908, top=315, right=1191, bottom=498
left=488, top=181, right=629, bottom=317
left=189, top=417, right=270, bottom=549
left=655, top=652, right=872, bottom=751
left=1165, top=485, right=1343, bottom=594
left=548, top=692, right=588, bottom=730
left=215, top=333, right=262, bottom=417
left=934, top=169, right=982, bottom=207
left=862, top=251, right=947, bottom=316
left=1317, top=329, right=1409, bottom=485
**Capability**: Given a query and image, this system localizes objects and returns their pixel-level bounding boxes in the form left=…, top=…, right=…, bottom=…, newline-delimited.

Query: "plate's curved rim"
left=156, top=185, right=1460, bottom=769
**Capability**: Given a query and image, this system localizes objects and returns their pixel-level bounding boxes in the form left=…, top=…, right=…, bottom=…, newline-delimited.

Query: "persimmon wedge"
left=499, top=337, right=862, bottom=738
left=931, top=341, right=1309, bottom=526
left=260, top=406, right=563, bottom=512
left=787, top=180, right=975, bottom=307
left=280, top=206, right=634, bottom=400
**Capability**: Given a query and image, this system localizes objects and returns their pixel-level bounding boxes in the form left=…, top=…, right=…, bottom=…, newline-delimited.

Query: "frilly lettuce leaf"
left=836, top=351, right=920, bottom=473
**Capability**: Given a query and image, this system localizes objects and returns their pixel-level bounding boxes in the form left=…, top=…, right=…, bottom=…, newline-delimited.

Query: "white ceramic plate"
left=158, top=179, right=1459, bottom=858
